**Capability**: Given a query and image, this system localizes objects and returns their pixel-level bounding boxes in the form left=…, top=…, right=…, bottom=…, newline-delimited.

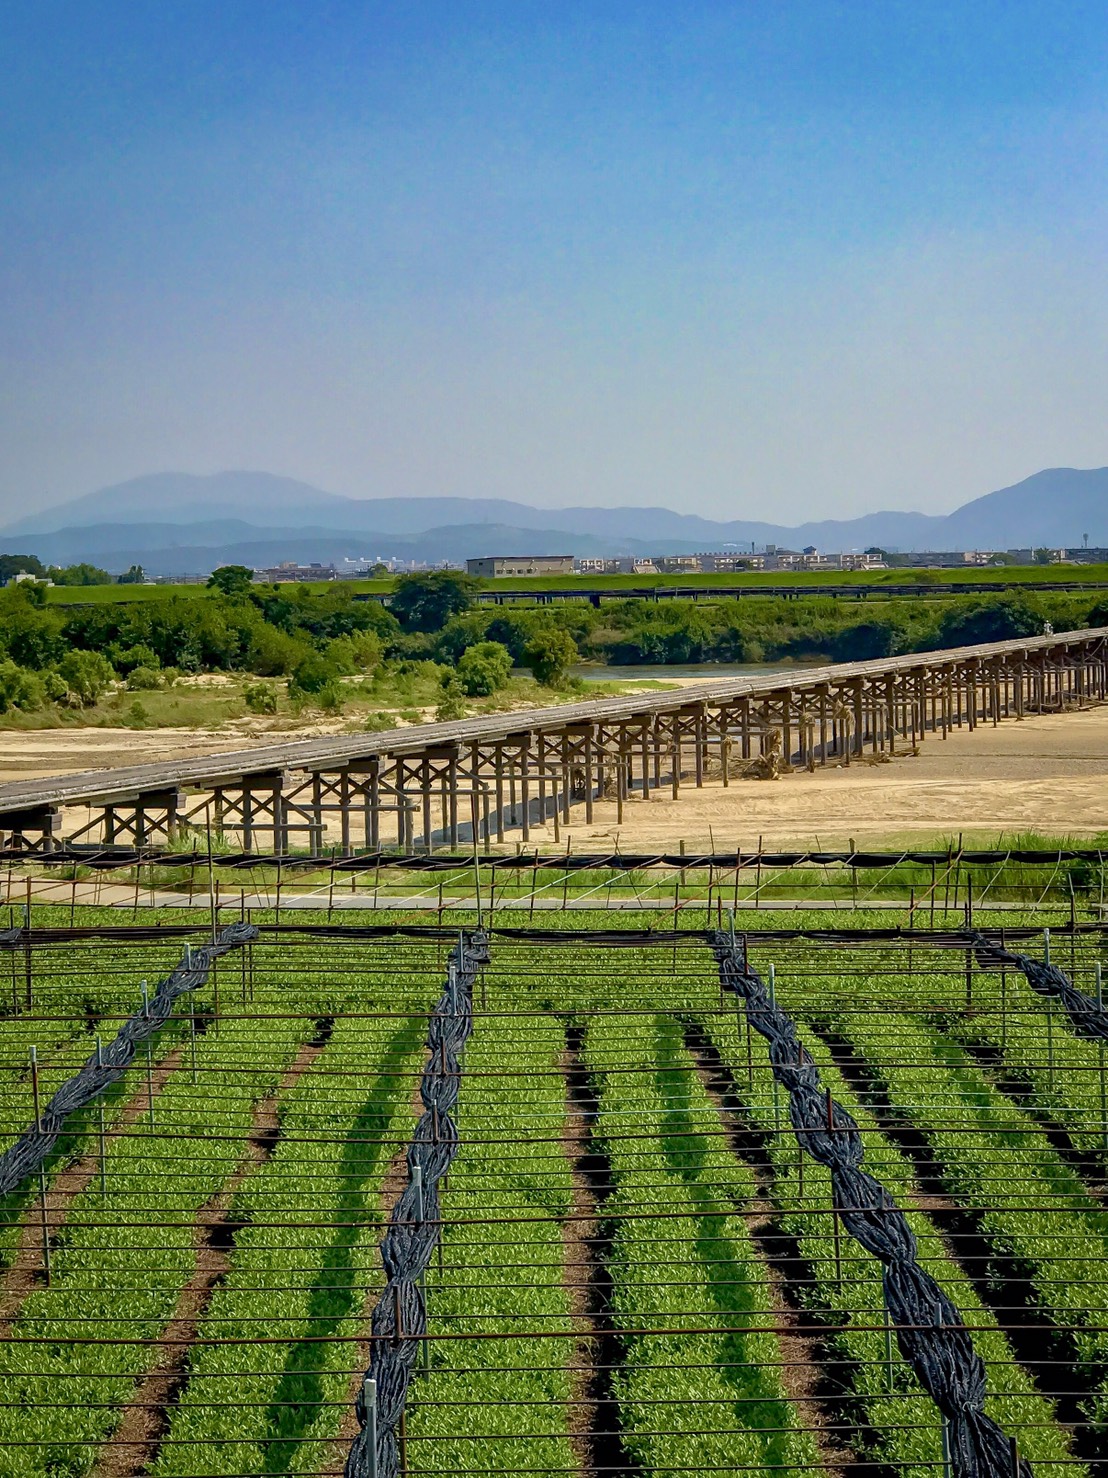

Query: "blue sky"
left=1, top=2, right=1106, bottom=522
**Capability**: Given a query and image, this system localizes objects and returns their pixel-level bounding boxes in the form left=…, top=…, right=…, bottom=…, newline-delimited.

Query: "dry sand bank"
left=1, top=702, right=1105, bottom=850
left=550, top=706, right=1108, bottom=850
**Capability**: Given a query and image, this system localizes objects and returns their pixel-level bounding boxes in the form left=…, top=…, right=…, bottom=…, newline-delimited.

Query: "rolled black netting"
left=345, top=929, right=489, bottom=1478
left=710, top=930, right=1031, bottom=1478
left=972, top=932, right=1108, bottom=1042
left=0, top=921, right=257, bottom=1197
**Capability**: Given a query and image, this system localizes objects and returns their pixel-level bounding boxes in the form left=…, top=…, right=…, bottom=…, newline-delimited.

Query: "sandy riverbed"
left=1, top=700, right=1106, bottom=849
left=550, top=705, right=1108, bottom=850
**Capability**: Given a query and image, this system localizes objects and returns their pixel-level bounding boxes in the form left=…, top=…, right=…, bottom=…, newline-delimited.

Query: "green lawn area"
left=43, top=563, right=1108, bottom=607
left=468, top=563, right=1108, bottom=593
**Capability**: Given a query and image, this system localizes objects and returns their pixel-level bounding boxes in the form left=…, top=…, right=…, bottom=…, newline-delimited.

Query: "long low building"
left=1, top=626, right=1105, bottom=853
left=466, top=555, right=575, bottom=577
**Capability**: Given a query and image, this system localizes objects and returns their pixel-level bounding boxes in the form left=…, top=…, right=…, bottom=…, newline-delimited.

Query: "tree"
left=1033, top=547, right=1052, bottom=565
left=57, top=650, right=116, bottom=706
left=436, top=671, right=467, bottom=721
left=116, top=564, right=146, bottom=584
left=0, top=589, right=65, bottom=666
left=50, top=562, right=112, bottom=586
left=389, top=570, right=478, bottom=632
left=0, top=660, right=45, bottom=713
left=0, top=554, right=46, bottom=583
left=456, top=640, right=513, bottom=696
left=831, top=619, right=903, bottom=662
left=934, top=596, right=1041, bottom=650
left=207, top=564, right=255, bottom=596
left=524, top=627, right=578, bottom=687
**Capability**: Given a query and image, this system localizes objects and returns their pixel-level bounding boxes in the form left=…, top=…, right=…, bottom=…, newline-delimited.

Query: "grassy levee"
left=41, top=565, right=1108, bottom=609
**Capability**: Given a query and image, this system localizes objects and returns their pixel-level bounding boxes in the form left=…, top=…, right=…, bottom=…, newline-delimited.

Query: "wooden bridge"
left=2, top=627, right=1105, bottom=853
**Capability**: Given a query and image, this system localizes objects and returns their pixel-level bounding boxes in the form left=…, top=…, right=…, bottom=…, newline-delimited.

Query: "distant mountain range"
left=3, top=466, right=1106, bottom=576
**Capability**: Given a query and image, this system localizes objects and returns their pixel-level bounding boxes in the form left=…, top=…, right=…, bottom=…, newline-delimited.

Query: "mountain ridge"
left=3, top=466, right=1106, bottom=574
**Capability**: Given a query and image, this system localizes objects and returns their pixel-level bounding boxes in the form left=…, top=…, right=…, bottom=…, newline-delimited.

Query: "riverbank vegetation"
left=0, top=568, right=1104, bottom=728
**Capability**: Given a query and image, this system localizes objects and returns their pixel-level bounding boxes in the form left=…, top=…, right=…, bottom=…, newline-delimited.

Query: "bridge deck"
left=0, top=628, right=1103, bottom=816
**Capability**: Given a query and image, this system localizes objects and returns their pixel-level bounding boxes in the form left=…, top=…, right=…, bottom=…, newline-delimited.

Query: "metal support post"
left=30, top=1046, right=50, bottom=1283
left=363, top=1376, right=378, bottom=1478
left=96, top=1036, right=107, bottom=1193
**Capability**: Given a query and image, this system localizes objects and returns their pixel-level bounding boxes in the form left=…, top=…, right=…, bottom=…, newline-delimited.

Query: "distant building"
left=898, top=551, right=1003, bottom=568
left=696, top=552, right=767, bottom=572
left=254, top=561, right=339, bottom=583
left=466, top=555, right=574, bottom=577
left=6, top=570, right=53, bottom=587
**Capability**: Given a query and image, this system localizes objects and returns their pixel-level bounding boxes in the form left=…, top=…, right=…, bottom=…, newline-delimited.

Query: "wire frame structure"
left=0, top=913, right=1105, bottom=1477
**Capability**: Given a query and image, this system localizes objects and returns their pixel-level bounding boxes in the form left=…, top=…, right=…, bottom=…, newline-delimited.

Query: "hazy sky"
left=2, top=1, right=1106, bottom=524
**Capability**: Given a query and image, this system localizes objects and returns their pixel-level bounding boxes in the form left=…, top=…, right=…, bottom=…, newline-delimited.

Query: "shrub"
left=108, top=643, right=160, bottom=675
left=363, top=711, right=399, bottom=732
left=125, top=665, right=162, bottom=691
left=328, top=630, right=383, bottom=672
left=0, top=660, right=45, bottom=713
left=831, top=619, right=905, bottom=663
left=457, top=640, right=513, bottom=696
left=288, top=652, right=337, bottom=696
left=316, top=680, right=346, bottom=715
left=244, top=682, right=279, bottom=715
left=41, top=669, right=68, bottom=701
left=125, top=699, right=150, bottom=726
left=246, top=624, right=311, bottom=677
left=57, top=650, right=116, bottom=706
left=436, top=672, right=467, bottom=721
left=523, top=627, right=578, bottom=687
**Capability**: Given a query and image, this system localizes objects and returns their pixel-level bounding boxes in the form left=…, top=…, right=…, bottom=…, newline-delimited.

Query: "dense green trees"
left=932, top=594, right=1042, bottom=648
left=0, top=571, right=1099, bottom=725
left=389, top=570, right=478, bottom=631
left=0, top=554, right=46, bottom=582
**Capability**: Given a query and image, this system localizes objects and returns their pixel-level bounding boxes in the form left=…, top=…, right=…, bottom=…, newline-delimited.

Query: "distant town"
left=6, top=541, right=1108, bottom=590
left=210, top=542, right=1108, bottom=584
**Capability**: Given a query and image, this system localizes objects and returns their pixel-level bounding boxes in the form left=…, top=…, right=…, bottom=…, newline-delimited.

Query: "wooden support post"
left=781, top=693, right=792, bottom=769
left=519, top=746, right=530, bottom=843
left=421, top=757, right=433, bottom=853
left=494, top=745, right=505, bottom=843
left=584, top=731, right=594, bottom=823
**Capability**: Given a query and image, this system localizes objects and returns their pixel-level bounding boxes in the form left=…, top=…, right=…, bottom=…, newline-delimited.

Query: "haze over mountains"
left=3, top=467, right=1107, bottom=576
